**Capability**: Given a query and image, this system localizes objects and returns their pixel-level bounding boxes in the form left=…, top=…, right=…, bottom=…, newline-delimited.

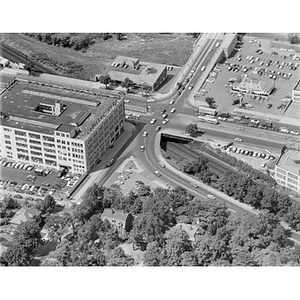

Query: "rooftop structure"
left=0, top=74, right=125, bottom=174
left=105, top=55, right=168, bottom=91
left=232, top=75, right=274, bottom=96
left=174, top=223, right=200, bottom=241
left=0, top=77, right=121, bottom=140
left=277, top=150, right=300, bottom=176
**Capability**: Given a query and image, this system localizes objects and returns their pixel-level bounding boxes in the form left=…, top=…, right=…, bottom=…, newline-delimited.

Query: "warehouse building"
left=275, top=150, right=300, bottom=193
left=0, top=75, right=125, bottom=174
left=102, top=55, right=168, bottom=91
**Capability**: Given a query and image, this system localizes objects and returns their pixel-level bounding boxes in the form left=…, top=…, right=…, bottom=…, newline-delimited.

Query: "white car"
left=162, top=113, right=168, bottom=119
left=162, top=119, right=169, bottom=125
left=234, top=138, right=243, bottom=142
left=290, top=131, right=299, bottom=135
left=123, top=99, right=130, bottom=103
left=169, top=99, right=175, bottom=105
left=147, top=98, right=156, bottom=103
left=143, top=131, right=148, bottom=138
left=154, top=171, right=161, bottom=177
left=201, top=66, right=206, bottom=72
left=208, top=48, right=213, bottom=52
left=207, top=194, right=216, bottom=200
left=150, top=118, right=156, bottom=124
left=159, top=162, right=166, bottom=168
left=206, top=79, right=214, bottom=83
left=170, top=108, right=176, bottom=113
left=188, top=85, right=194, bottom=90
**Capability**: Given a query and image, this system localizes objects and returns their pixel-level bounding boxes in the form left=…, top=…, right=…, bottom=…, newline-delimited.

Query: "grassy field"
left=2, top=33, right=195, bottom=80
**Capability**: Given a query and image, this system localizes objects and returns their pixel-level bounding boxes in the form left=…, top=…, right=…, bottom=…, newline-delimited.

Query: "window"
left=6, top=146, right=12, bottom=150
left=4, top=128, right=11, bottom=132
left=28, top=133, right=41, bottom=139
left=43, top=136, right=55, bottom=142
left=17, top=148, right=28, bottom=153
left=5, top=140, right=11, bottom=145
left=30, top=145, right=42, bottom=151
left=4, top=134, right=11, bottom=139
left=29, top=139, right=41, bottom=145
left=30, top=151, right=42, bottom=156
left=16, top=142, right=28, bottom=148
left=15, top=130, right=26, bottom=136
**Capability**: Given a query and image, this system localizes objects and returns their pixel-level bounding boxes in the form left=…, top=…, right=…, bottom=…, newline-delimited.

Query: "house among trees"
left=174, top=223, right=200, bottom=241
left=101, top=208, right=134, bottom=235
left=9, top=207, right=41, bottom=227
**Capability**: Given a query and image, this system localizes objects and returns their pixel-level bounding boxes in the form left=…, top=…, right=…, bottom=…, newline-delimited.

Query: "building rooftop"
left=294, top=79, right=300, bottom=92
left=0, top=77, right=123, bottom=140
left=101, top=208, right=130, bottom=223
left=106, top=55, right=167, bottom=87
left=174, top=223, right=199, bottom=241
left=277, top=150, right=300, bottom=175
left=233, top=74, right=273, bottom=93
left=9, top=207, right=41, bottom=226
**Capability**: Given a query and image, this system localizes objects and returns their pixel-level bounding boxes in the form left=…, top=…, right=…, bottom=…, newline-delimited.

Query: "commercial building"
left=275, top=150, right=300, bottom=193
left=232, top=75, right=274, bottom=96
left=0, top=74, right=125, bottom=174
left=221, top=33, right=238, bottom=59
left=292, top=79, right=300, bottom=103
left=101, top=55, right=168, bottom=91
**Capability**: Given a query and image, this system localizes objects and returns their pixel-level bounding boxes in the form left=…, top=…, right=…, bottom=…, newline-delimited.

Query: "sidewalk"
left=71, top=122, right=136, bottom=204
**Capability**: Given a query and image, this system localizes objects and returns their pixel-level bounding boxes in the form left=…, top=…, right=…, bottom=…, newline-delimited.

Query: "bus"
left=198, top=116, right=219, bottom=125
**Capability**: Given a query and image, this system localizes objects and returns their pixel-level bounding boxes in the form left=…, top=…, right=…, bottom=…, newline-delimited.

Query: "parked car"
left=150, top=118, right=156, bottom=124
left=170, top=108, right=176, bottom=113
left=155, top=126, right=161, bottom=132
left=154, top=171, right=161, bottom=177
left=143, top=131, right=148, bottom=138
left=207, top=194, right=216, bottom=200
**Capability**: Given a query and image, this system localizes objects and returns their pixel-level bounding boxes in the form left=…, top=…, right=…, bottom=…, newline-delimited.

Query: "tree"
left=99, top=75, right=111, bottom=89
left=121, top=77, right=134, bottom=93
left=283, top=202, right=300, bottom=231
left=164, top=227, right=193, bottom=266
left=205, top=97, right=215, bottom=108
left=185, top=123, right=198, bottom=137
left=74, top=184, right=104, bottom=222
left=143, top=241, right=164, bottom=266
left=45, top=213, right=74, bottom=242
left=41, top=195, right=56, bottom=214
left=1, top=220, right=42, bottom=266
left=107, top=247, right=134, bottom=266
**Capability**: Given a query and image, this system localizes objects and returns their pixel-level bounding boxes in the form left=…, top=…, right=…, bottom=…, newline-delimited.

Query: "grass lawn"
left=2, top=33, right=195, bottom=81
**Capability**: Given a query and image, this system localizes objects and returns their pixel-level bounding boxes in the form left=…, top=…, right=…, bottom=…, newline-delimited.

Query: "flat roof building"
left=232, top=75, right=274, bottom=96
left=0, top=74, right=125, bottom=174
left=275, top=150, right=300, bottom=193
left=103, top=55, right=168, bottom=91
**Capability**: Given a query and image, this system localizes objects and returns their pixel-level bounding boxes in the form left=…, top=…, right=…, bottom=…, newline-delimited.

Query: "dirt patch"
left=2, top=33, right=195, bottom=81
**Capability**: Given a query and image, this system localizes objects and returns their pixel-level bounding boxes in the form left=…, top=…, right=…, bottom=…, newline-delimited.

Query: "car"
left=234, top=138, right=243, bottom=142
left=188, top=85, right=194, bottom=90
left=162, top=113, right=168, bottom=119
left=207, top=194, right=216, bottom=200
left=206, top=79, right=214, bottom=83
left=159, top=162, right=166, bottom=168
left=162, top=119, right=169, bottom=125
left=201, top=66, right=206, bottom=72
left=143, top=131, right=148, bottom=138
left=215, top=42, right=220, bottom=47
left=150, top=118, right=156, bottom=124
left=208, top=48, right=213, bottom=52
left=169, top=99, right=175, bottom=105
left=123, top=99, right=130, bottom=103
left=190, top=182, right=198, bottom=188
left=13, top=194, right=23, bottom=199
left=267, top=103, right=272, bottom=108
left=170, top=108, right=176, bottom=113
left=140, top=145, right=145, bottom=152
left=280, top=128, right=289, bottom=133
left=154, top=171, right=161, bottom=177
left=156, top=126, right=161, bottom=132
left=147, top=98, right=156, bottom=103
left=290, top=131, right=299, bottom=135
left=161, top=109, right=166, bottom=114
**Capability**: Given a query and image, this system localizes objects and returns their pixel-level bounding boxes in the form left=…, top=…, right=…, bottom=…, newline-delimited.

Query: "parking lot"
left=195, top=35, right=300, bottom=121
left=0, top=158, right=81, bottom=202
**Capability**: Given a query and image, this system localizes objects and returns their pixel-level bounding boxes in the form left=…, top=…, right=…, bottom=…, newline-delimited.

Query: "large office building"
left=99, top=55, right=168, bottom=92
left=0, top=74, right=125, bottom=174
left=292, top=79, right=300, bottom=103
left=275, top=150, right=300, bottom=193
